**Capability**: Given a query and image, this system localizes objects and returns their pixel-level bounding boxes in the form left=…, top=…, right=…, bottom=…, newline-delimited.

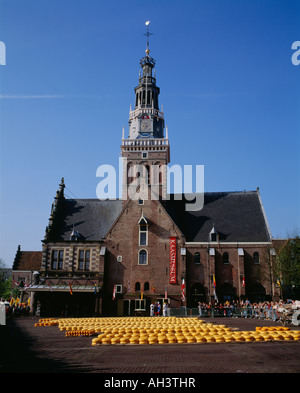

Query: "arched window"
left=144, top=282, right=149, bottom=291
left=223, top=252, right=229, bottom=264
left=253, top=252, right=260, bottom=264
left=138, top=215, right=148, bottom=246
left=135, top=282, right=141, bottom=292
left=138, top=249, right=148, bottom=265
left=194, top=252, right=200, bottom=264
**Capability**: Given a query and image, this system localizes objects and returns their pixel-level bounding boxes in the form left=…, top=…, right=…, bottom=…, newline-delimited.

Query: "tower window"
left=135, top=282, right=141, bottom=291
left=138, top=215, right=148, bottom=246
left=223, top=252, right=229, bottom=264
left=194, top=252, right=200, bottom=264
left=138, top=249, right=148, bottom=265
left=253, top=252, right=260, bottom=264
left=139, top=225, right=147, bottom=245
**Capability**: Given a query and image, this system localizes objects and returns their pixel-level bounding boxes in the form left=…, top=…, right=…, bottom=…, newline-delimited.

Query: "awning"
left=24, top=284, right=98, bottom=293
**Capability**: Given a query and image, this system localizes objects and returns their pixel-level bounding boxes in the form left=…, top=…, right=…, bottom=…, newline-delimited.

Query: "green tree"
left=274, top=237, right=300, bottom=299
left=0, top=258, right=12, bottom=300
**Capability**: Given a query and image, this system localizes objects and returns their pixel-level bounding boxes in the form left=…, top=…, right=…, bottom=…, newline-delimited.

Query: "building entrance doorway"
left=189, top=283, right=206, bottom=307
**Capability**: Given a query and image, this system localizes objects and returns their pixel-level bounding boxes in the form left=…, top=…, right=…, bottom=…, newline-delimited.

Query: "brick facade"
left=103, top=196, right=185, bottom=315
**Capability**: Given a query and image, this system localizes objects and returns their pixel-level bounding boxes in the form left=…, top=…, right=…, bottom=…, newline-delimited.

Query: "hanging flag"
left=169, top=237, right=177, bottom=284
left=152, top=284, right=155, bottom=293
left=141, top=284, right=144, bottom=300
left=27, top=297, right=31, bottom=306
left=277, top=279, right=281, bottom=287
left=10, top=297, right=15, bottom=306
left=112, top=285, right=116, bottom=300
left=94, top=282, right=97, bottom=295
left=15, top=297, right=20, bottom=305
left=69, top=282, right=73, bottom=295
left=242, top=275, right=245, bottom=287
left=213, top=274, right=216, bottom=288
left=213, top=288, right=218, bottom=302
left=165, top=286, right=168, bottom=299
left=128, top=281, right=131, bottom=293
left=181, top=278, right=185, bottom=301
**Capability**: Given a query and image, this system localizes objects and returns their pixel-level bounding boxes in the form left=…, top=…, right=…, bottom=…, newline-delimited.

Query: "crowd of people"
left=150, top=301, right=170, bottom=317
left=147, top=299, right=297, bottom=321
left=197, top=299, right=297, bottom=321
left=5, top=304, right=31, bottom=318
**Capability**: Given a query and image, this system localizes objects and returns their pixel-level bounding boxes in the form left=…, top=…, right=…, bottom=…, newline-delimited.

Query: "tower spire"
left=121, top=23, right=170, bottom=202
left=144, top=21, right=152, bottom=56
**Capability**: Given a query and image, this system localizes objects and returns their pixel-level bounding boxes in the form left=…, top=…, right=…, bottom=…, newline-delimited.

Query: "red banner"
left=169, top=237, right=177, bottom=284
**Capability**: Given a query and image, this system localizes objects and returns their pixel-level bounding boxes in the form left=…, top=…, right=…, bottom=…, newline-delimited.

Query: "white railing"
left=129, top=107, right=164, bottom=120
left=121, top=138, right=169, bottom=146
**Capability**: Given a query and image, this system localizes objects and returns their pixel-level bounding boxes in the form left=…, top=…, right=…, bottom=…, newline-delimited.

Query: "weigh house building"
left=22, top=33, right=279, bottom=317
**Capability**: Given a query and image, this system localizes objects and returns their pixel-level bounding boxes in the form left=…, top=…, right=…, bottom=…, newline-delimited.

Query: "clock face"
left=140, top=119, right=151, bottom=133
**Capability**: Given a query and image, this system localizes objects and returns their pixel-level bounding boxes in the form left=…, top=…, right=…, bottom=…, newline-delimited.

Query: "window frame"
left=138, top=215, right=148, bottom=246
left=51, top=249, right=64, bottom=270
left=194, top=252, right=201, bottom=264
left=78, top=249, right=91, bottom=271
left=138, top=249, right=148, bottom=265
left=134, top=299, right=146, bottom=311
left=223, top=252, right=229, bottom=264
left=253, top=251, right=260, bottom=264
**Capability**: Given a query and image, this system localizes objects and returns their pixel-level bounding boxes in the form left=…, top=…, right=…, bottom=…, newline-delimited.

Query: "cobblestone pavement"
left=1, top=316, right=299, bottom=376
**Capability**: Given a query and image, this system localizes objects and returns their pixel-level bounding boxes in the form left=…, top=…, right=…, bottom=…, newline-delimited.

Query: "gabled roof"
left=54, top=199, right=123, bottom=241
left=164, top=191, right=271, bottom=243
left=47, top=190, right=271, bottom=243
left=13, top=246, right=42, bottom=271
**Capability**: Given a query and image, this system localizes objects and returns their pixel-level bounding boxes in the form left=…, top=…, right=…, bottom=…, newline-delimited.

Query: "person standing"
left=150, top=302, right=154, bottom=317
left=198, top=302, right=203, bottom=317
left=157, top=302, right=161, bottom=316
left=163, top=302, right=167, bottom=317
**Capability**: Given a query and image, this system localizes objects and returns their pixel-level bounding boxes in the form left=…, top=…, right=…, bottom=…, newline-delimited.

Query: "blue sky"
left=0, top=0, right=299, bottom=267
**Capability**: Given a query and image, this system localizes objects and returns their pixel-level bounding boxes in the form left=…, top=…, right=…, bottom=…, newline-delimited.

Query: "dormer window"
left=70, top=227, right=81, bottom=241
left=209, top=225, right=217, bottom=242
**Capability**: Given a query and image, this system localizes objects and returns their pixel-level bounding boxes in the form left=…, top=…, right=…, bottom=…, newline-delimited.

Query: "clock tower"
left=121, top=23, right=170, bottom=201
